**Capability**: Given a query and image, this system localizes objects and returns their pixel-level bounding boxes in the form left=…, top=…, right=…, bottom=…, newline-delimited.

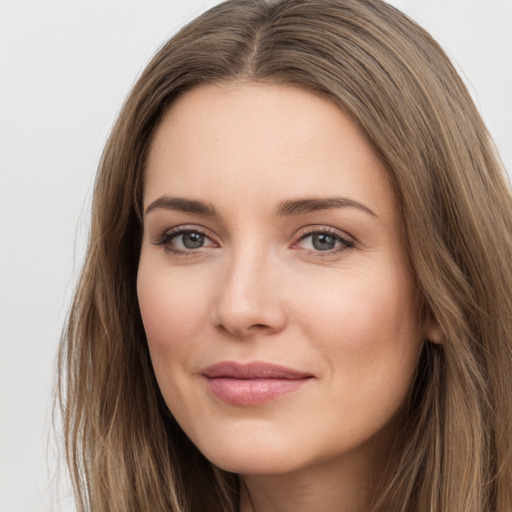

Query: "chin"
left=191, top=425, right=307, bottom=475
left=206, top=450, right=300, bottom=476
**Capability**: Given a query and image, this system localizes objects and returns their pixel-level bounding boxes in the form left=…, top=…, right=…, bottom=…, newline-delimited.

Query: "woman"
left=58, top=0, right=512, bottom=511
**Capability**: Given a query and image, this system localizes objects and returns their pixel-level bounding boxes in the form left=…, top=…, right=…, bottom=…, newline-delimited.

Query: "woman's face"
left=137, top=82, right=427, bottom=477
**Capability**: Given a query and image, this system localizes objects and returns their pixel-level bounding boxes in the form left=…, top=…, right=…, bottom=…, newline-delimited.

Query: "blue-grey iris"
left=312, top=233, right=336, bottom=251
left=183, top=232, right=204, bottom=249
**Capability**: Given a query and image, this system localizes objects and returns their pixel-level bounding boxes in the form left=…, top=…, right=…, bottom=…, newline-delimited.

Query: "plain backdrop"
left=0, top=1, right=511, bottom=510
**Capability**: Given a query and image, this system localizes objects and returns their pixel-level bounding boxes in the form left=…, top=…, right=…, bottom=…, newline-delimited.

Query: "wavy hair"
left=58, top=0, right=512, bottom=510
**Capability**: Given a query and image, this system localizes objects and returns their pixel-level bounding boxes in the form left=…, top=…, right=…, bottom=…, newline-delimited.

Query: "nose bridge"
left=213, top=236, right=286, bottom=336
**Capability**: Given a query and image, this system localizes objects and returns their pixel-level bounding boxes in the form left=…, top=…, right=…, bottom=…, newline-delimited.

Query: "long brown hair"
left=58, top=0, right=512, bottom=510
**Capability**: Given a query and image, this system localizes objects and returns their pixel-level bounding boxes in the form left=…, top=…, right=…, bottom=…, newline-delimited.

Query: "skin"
left=137, top=82, right=435, bottom=512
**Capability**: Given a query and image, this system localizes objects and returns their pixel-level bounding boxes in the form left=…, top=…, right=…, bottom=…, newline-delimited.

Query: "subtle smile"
left=201, top=361, right=314, bottom=406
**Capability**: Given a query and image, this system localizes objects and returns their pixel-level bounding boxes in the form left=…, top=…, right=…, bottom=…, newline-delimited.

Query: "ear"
left=424, top=319, right=443, bottom=345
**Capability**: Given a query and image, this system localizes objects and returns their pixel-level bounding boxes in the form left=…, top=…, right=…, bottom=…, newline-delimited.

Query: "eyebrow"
left=145, top=195, right=377, bottom=218
left=146, top=196, right=217, bottom=216
left=274, top=197, right=377, bottom=218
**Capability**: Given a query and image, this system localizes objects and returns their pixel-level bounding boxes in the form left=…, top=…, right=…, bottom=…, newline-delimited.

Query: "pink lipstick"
left=201, top=361, right=313, bottom=405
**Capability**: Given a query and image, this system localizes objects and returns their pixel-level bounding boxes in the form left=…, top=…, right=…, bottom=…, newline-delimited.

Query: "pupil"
left=312, top=233, right=335, bottom=251
left=183, top=232, right=204, bottom=249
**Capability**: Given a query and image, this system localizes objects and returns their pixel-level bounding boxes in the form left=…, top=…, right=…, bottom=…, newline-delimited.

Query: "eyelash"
left=153, top=227, right=215, bottom=257
left=295, top=227, right=355, bottom=258
left=152, top=226, right=355, bottom=258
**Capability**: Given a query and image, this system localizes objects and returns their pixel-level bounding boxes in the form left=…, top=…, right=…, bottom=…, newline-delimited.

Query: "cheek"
left=296, top=269, right=418, bottom=344
left=136, top=262, right=211, bottom=359
left=136, top=260, right=217, bottom=427
left=289, top=270, right=422, bottom=451
left=291, top=262, right=422, bottom=394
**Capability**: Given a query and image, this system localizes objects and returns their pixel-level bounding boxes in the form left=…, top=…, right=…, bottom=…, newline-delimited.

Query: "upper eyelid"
left=162, top=224, right=214, bottom=238
left=298, top=225, right=353, bottom=239
left=295, top=225, right=357, bottom=247
left=159, top=226, right=216, bottom=245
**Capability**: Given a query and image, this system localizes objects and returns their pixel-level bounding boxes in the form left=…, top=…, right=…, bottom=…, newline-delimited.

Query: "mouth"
left=201, top=361, right=314, bottom=406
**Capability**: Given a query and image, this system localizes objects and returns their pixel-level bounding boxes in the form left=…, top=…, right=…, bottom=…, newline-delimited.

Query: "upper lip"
left=201, top=361, right=313, bottom=379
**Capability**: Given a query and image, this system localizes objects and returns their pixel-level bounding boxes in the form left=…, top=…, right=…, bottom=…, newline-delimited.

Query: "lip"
left=201, top=361, right=314, bottom=405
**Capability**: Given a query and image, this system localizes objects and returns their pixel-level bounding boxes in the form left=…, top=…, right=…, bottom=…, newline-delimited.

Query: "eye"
left=295, top=228, right=355, bottom=255
left=152, top=227, right=216, bottom=255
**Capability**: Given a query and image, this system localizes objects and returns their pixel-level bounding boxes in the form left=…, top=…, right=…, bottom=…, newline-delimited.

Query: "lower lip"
left=204, top=377, right=311, bottom=405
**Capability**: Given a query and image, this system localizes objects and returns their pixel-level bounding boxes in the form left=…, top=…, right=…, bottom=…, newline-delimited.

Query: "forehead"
left=144, top=82, right=396, bottom=221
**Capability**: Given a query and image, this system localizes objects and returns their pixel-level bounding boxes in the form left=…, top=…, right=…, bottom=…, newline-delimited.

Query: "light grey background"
left=0, top=1, right=510, bottom=510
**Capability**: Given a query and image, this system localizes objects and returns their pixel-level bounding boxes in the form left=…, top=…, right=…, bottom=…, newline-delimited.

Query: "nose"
left=212, top=247, right=287, bottom=338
